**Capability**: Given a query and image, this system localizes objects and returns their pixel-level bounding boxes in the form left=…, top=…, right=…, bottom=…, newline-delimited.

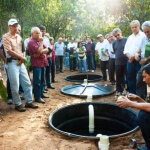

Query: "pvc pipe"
left=87, top=94, right=93, bottom=102
left=88, top=105, right=94, bottom=133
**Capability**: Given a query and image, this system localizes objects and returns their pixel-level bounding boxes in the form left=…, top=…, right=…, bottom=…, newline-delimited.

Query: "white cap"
left=8, top=19, right=18, bottom=26
left=97, top=34, right=103, bottom=38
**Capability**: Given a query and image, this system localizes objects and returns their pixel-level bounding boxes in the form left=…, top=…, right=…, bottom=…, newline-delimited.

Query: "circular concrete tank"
left=48, top=102, right=139, bottom=139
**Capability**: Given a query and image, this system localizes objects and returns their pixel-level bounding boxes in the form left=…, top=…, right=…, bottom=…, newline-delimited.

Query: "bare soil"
left=0, top=68, right=143, bottom=150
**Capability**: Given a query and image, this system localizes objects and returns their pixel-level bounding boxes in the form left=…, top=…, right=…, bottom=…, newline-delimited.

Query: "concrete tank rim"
left=48, top=102, right=139, bottom=139
left=65, top=73, right=102, bottom=82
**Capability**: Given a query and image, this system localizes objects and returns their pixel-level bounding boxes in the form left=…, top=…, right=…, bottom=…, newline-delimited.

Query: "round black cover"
left=65, top=74, right=102, bottom=82
left=61, top=83, right=115, bottom=97
left=48, top=102, right=139, bottom=139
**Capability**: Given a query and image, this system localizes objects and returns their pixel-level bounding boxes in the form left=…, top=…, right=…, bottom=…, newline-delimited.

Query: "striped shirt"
left=2, top=32, right=23, bottom=57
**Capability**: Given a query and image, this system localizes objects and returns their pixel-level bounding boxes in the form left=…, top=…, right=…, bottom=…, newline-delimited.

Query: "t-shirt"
left=105, top=42, right=115, bottom=59
left=112, top=37, right=127, bottom=65
left=77, top=46, right=86, bottom=60
left=54, top=42, right=64, bottom=56
left=95, top=39, right=109, bottom=61
left=140, top=36, right=150, bottom=59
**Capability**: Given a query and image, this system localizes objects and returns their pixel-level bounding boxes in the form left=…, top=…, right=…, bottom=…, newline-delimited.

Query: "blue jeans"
left=136, top=65, right=147, bottom=100
left=33, top=67, right=44, bottom=99
left=127, top=60, right=141, bottom=94
left=79, top=59, right=87, bottom=73
left=64, top=52, right=69, bottom=68
left=46, top=58, right=52, bottom=87
left=137, top=111, right=150, bottom=149
left=7, top=60, right=32, bottom=105
left=86, top=53, right=95, bottom=70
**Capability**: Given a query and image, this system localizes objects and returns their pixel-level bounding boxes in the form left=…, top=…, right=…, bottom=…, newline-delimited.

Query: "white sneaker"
left=91, top=70, right=94, bottom=72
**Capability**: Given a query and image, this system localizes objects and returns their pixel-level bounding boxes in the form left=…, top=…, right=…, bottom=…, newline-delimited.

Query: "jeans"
left=64, top=52, right=69, bottom=68
left=86, top=53, right=95, bottom=70
left=69, top=56, right=76, bottom=71
left=51, top=60, right=55, bottom=82
left=137, top=111, right=150, bottom=149
left=79, top=59, right=87, bottom=73
left=136, top=65, right=147, bottom=100
left=108, top=58, right=115, bottom=82
left=33, top=67, right=44, bottom=99
left=56, top=56, right=63, bottom=72
left=7, top=60, right=32, bottom=105
left=127, top=60, right=141, bottom=94
left=45, top=58, right=52, bottom=87
left=100, top=60, right=109, bottom=80
left=115, top=65, right=128, bottom=92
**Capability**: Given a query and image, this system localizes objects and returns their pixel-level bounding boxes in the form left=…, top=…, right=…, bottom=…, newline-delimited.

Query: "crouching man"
left=117, top=64, right=150, bottom=150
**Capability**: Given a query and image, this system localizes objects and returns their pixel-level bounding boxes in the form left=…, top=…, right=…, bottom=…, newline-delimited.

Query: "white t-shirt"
left=95, top=39, right=109, bottom=61
left=105, top=42, right=115, bottom=59
left=43, top=36, right=51, bottom=48
left=77, top=46, right=86, bottom=60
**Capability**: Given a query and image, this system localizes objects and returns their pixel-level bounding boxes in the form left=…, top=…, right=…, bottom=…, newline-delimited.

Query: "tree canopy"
left=0, top=0, right=150, bottom=40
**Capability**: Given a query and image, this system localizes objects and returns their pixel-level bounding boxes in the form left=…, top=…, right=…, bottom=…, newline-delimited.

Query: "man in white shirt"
left=39, top=25, right=55, bottom=89
left=67, top=38, right=77, bottom=71
left=95, top=34, right=109, bottom=81
left=124, top=20, right=145, bottom=94
left=105, top=32, right=115, bottom=85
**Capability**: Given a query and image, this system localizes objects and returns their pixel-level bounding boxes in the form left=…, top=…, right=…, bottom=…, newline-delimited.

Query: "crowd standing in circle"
left=0, top=19, right=150, bottom=150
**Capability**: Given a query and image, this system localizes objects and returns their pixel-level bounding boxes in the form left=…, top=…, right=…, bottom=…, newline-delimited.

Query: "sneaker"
left=116, top=92, right=122, bottom=96
left=15, top=104, right=26, bottom=112
left=7, top=99, right=13, bottom=105
left=91, top=70, right=94, bottom=73
left=25, top=102, right=38, bottom=109
left=137, top=145, right=148, bottom=150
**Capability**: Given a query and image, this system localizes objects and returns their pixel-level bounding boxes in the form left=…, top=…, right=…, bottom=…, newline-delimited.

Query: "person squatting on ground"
left=2, top=19, right=38, bottom=112
left=117, top=64, right=150, bottom=150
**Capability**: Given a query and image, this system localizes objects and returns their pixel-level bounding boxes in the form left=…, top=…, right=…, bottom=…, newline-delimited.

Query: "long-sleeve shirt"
left=124, top=31, right=145, bottom=56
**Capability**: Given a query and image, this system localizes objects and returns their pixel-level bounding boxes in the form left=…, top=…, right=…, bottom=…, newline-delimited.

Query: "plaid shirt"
left=2, top=32, right=23, bottom=57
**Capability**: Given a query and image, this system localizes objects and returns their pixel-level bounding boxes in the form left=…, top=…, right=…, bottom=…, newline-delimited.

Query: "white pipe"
left=87, top=94, right=93, bottom=102
left=88, top=105, right=94, bottom=133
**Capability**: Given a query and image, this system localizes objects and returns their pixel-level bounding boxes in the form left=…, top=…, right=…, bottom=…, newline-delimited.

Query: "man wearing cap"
left=2, top=19, right=38, bottom=112
left=95, top=34, right=109, bottom=81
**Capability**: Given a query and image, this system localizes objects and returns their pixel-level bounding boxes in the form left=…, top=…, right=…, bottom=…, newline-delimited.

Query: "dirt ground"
left=0, top=68, right=144, bottom=150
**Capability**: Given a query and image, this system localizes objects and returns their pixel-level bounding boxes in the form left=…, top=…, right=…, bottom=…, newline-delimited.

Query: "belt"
left=12, top=58, right=20, bottom=60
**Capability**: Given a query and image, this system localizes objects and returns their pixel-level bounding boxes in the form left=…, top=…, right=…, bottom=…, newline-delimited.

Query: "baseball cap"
left=97, top=34, right=103, bottom=38
left=8, top=19, right=18, bottom=26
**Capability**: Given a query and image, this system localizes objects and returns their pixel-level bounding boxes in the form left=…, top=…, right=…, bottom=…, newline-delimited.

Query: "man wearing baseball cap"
left=2, top=19, right=38, bottom=112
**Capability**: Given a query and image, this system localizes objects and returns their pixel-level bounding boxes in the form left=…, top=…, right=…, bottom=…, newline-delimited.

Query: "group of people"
left=0, top=18, right=150, bottom=150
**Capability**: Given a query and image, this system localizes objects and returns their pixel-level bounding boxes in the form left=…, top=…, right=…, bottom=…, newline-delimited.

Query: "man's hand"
left=140, top=59, right=146, bottom=65
left=39, top=37, right=43, bottom=42
left=117, top=97, right=131, bottom=108
left=17, top=60, right=23, bottom=66
left=17, top=57, right=26, bottom=66
left=127, top=93, right=139, bottom=101
left=129, top=56, right=135, bottom=63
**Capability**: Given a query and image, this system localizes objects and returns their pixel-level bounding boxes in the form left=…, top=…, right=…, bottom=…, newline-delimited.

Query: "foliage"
left=0, top=0, right=150, bottom=40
